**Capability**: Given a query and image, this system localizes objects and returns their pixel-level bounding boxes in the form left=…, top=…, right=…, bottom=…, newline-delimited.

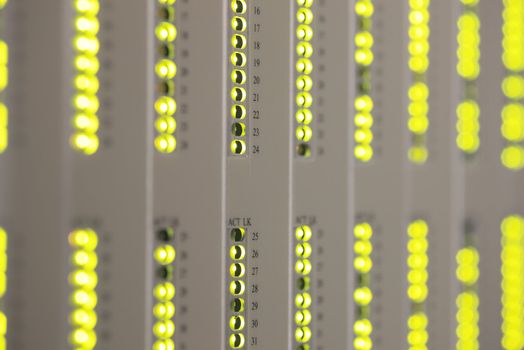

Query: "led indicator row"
left=501, top=215, right=524, bottom=350
left=68, top=228, right=99, bottom=349
left=455, top=243, right=479, bottom=350
left=154, top=0, right=178, bottom=154
left=0, top=228, right=7, bottom=349
left=293, top=225, right=313, bottom=348
left=294, top=0, right=315, bottom=158
left=456, top=0, right=481, bottom=155
left=407, top=0, right=431, bottom=164
left=228, top=228, right=246, bottom=349
left=0, top=0, right=8, bottom=155
left=153, top=228, right=176, bottom=350
left=501, top=0, right=524, bottom=170
left=70, top=0, right=101, bottom=156
left=353, top=223, right=373, bottom=350
left=354, top=0, right=375, bottom=163
left=229, top=1, right=248, bottom=156
left=406, top=220, right=429, bottom=350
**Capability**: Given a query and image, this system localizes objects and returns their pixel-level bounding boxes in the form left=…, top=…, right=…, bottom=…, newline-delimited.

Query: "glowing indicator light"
left=455, top=240, right=479, bottom=350
left=501, top=0, right=524, bottom=169
left=501, top=215, right=524, bottom=349
left=406, top=220, right=429, bottom=350
left=0, top=4, right=8, bottom=155
left=354, top=0, right=375, bottom=163
left=456, top=0, right=481, bottom=155
left=154, top=0, right=177, bottom=154
left=353, top=222, right=373, bottom=350
left=293, top=225, right=314, bottom=348
left=153, top=227, right=176, bottom=348
left=228, top=227, right=247, bottom=348
left=294, top=0, right=315, bottom=158
left=68, top=228, right=99, bottom=350
left=71, top=0, right=100, bottom=155
left=407, top=0, right=431, bottom=164
left=228, top=0, right=249, bottom=156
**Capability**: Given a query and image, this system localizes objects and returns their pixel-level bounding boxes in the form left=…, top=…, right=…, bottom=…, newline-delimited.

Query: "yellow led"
left=501, top=145, right=524, bottom=170
left=154, top=282, right=176, bottom=302
left=503, top=75, right=524, bottom=100
left=69, top=229, right=98, bottom=251
left=355, top=95, right=373, bottom=112
left=155, top=59, right=177, bottom=80
left=297, top=0, right=313, bottom=7
left=70, top=328, right=97, bottom=348
left=229, top=280, right=245, bottom=296
left=295, top=292, right=312, bottom=309
left=155, top=116, right=177, bottom=134
left=75, top=54, right=99, bottom=74
left=295, top=327, right=312, bottom=343
left=230, top=139, right=247, bottom=155
left=296, top=25, right=314, bottom=41
left=155, top=96, right=177, bottom=116
left=295, top=310, right=312, bottom=326
left=74, top=35, right=100, bottom=55
left=229, top=315, right=245, bottom=331
left=354, top=144, right=373, bottom=162
left=153, top=320, right=175, bottom=339
left=153, top=302, right=175, bottom=320
left=297, top=8, right=314, bottom=24
left=231, top=16, right=247, bottom=32
left=296, top=243, right=312, bottom=258
left=231, top=87, right=247, bottom=102
left=355, top=0, right=374, bottom=18
left=295, top=259, right=312, bottom=275
left=296, top=126, right=313, bottom=142
left=296, top=109, right=313, bottom=124
left=232, top=0, right=246, bottom=14
left=296, top=42, right=314, bottom=58
left=231, top=52, right=247, bottom=67
left=354, top=319, right=373, bottom=336
left=230, top=262, right=246, bottom=278
left=73, top=113, right=99, bottom=133
left=75, top=0, right=100, bottom=15
left=71, top=289, right=98, bottom=309
left=76, top=16, right=100, bottom=35
left=154, top=245, right=176, bottom=265
left=156, top=22, right=177, bottom=42
left=153, top=340, right=175, bottom=350
left=155, top=134, right=177, bottom=154
left=354, top=256, right=372, bottom=273
left=296, top=58, right=313, bottom=74
left=229, top=333, right=245, bottom=349
left=354, top=287, right=373, bottom=306
left=75, top=74, right=99, bottom=94
left=295, top=226, right=312, bottom=241
left=70, top=309, right=97, bottom=330
left=230, top=245, right=246, bottom=260
left=74, top=93, right=99, bottom=114
left=70, top=269, right=98, bottom=290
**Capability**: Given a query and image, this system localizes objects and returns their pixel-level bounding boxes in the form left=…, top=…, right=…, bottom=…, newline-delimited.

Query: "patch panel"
left=0, top=1, right=523, bottom=350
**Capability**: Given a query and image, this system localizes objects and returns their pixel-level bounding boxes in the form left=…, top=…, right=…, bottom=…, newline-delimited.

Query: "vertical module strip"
left=455, top=232, right=479, bottom=350
left=70, top=0, right=101, bottom=156
left=229, top=0, right=249, bottom=156
left=68, top=229, right=99, bottom=350
left=227, top=227, right=247, bottom=349
left=353, top=0, right=374, bottom=163
left=0, top=0, right=8, bottom=154
left=406, top=220, right=429, bottom=350
left=154, top=0, right=177, bottom=154
left=500, top=215, right=524, bottom=350
left=152, top=227, right=176, bottom=350
left=500, top=0, right=524, bottom=170
left=352, top=223, right=374, bottom=350
left=456, top=0, right=481, bottom=155
left=293, top=225, right=314, bottom=348
left=407, top=0, right=431, bottom=164
left=293, top=0, right=315, bottom=158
